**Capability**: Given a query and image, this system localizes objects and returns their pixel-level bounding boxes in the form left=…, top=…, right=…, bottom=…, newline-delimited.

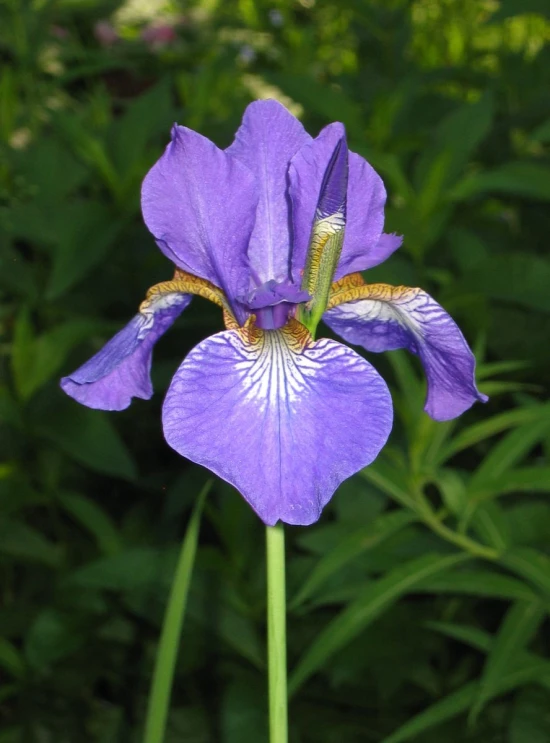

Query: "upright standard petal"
left=226, top=100, right=311, bottom=284
left=61, top=293, right=191, bottom=411
left=162, top=320, right=392, bottom=525
left=289, top=123, right=387, bottom=283
left=141, top=125, right=258, bottom=318
left=324, top=280, right=487, bottom=421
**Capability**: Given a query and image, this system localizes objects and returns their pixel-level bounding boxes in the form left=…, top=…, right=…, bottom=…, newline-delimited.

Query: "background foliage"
left=1, top=0, right=550, bottom=740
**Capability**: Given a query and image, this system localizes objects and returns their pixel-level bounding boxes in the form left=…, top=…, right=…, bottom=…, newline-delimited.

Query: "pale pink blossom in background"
left=94, top=20, right=119, bottom=47
left=141, top=23, right=177, bottom=48
left=50, top=25, right=70, bottom=40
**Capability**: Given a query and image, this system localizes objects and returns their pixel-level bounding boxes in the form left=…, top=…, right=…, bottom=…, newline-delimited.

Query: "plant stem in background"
left=266, top=523, right=288, bottom=743
left=143, top=481, right=211, bottom=743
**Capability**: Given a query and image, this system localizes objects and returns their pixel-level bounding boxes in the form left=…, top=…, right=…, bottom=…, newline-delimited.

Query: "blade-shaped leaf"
left=419, top=570, right=536, bottom=602
left=360, top=460, right=417, bottom=510
left=469, top=599, right=545, bottom=724
left=437, top=405, right=550, bottom=464
left=289, top=509, right=418, bottom=610
left=469, top=467, right=550, bottom=505
left=36, top=405, right=137, bottom=481
left=57, top=491, right=122, bottom=556
left=451, top=162, right=550, bottom=203
left=414, top=93, right=494, bottom=205
left=501, top=548, right=550, bottom=597
left=471, top=416, right=550, bottom=487
left=381, top=664, right=550, bottom=743
left=289, top=552, right=470, bottom=695
left=427, top=621, right=550, bottom=685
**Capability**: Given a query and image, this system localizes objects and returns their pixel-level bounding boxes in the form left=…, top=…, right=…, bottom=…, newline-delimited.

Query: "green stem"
left=143, top=481, right=210, bottom=743
left=422, top=510, right=500, bottom=560
left=266, top=524, right=288, bottom=743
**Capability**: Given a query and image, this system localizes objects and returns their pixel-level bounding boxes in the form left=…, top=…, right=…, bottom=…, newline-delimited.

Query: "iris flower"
left=61, top=100, right=486, bottom=526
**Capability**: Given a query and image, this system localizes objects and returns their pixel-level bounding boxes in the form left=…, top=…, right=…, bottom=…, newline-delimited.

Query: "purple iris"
left=60, top=100, right=487, bottom=526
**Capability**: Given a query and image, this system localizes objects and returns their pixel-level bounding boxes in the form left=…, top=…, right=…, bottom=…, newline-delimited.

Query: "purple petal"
left=61, top=294, right=191, bottom=411
left=226, top=100, right=311, bottom=284
left=324, top=285, right=487, bottom=421
left=290, top=123, right=387, bottom=283
left=162, top=321, right=392, bottom=526
left=352, top=232, right=403, bottom=273
left=141, top=125, right=258, bottom=316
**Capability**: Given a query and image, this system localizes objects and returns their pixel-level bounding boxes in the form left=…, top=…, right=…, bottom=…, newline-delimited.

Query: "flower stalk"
left=266, top=523, right=288, bottom=743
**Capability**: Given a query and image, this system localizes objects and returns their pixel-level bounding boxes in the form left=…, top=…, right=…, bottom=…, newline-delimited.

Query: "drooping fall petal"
left=61, top=294, right=191, bottom=411
left=162, top=320, right=393, bottom=525
left=325, top=283, right=487, bottom=421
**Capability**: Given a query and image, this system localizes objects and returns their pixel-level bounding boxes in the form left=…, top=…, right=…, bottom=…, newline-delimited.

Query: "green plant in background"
left=1, top=0, right=550, bottom=741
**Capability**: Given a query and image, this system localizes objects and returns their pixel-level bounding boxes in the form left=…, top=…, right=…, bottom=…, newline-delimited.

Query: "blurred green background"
left=1, top=0, right=550, bottom=741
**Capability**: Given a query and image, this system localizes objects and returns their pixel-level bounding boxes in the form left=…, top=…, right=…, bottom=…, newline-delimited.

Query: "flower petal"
left=162, top=319, right=392, bottom=526
left=324, top=284, right=487, bottom=421
left=141, top=125, right=258, bottom=316
left=226, top=100, right=311, bottom=284
left=350, top=231, right=403, bottom=273
left=61, top=293, right=191, bottom=411
left=289, top=123, right=387, bottom=283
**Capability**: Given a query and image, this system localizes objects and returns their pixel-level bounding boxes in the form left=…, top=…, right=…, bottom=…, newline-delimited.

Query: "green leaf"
left=451, top=162, right=550, bottom=202
left=447, top=227, right=489, bottom=272
left=289, top=510, right=418, bottom=610
left=505, top=503, right=550, bottom=546
left=0, top=638, right=24, bottom=679
left=352, top=147, right=413, bottom=201
left=360, top=460, right=417, bottom=510
left=219, top=677, right=266, bottom=743
left=460, top=254, right=550, bottom=314
left=470, top=502, right=510, bottom=552
left=531, top=118, right=550, bottom=144
left=476, top=360, right=530, bottom=380
left=25, top=609, right=85, bottom=671
left=265, top=72, right=365, bottom=139
left=143, top=482, right=209, bottom=743
left=469, top=467, right=550, bottom=505
left=288, top=552, right=470, bottom=695
left=0, top=727, right=22, bottom=743
left=55, top=112, right=121, bottom=196
left=11, top=311, right=103, bottom=400
left=427, top=621, right=550, bottom=682
left=501, top=548, right=550, bottom=597
left=471, top=416, right=550, bottom=487
left=509, top=687, right=550, bottom=743
left=488, top=0, right=550, bottom=22
left=13, top=137, right=88, bottom=202
left=0, top=520, right=62, bottom=567
left=46, top=201, right=124, bottom=299
left=68, top=548, right=173, bottom=591
left=419, top=570, right=536, bottom=602
left=435, top=469, right=467, bottom=516
left=470, top=599, right=545, bottom=724
left=111, top=77, right=174, bottom=181
left=380, top=663, right=550, bottom=743
left=57, top=491, right=122, bottom=555
left=437, top=405, right=550, bottom=464
left=425, top=620, right=494, bottom=653
left=37, top=405, right=138, bottom=481
left=415, top=94, right=494, bottom=204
